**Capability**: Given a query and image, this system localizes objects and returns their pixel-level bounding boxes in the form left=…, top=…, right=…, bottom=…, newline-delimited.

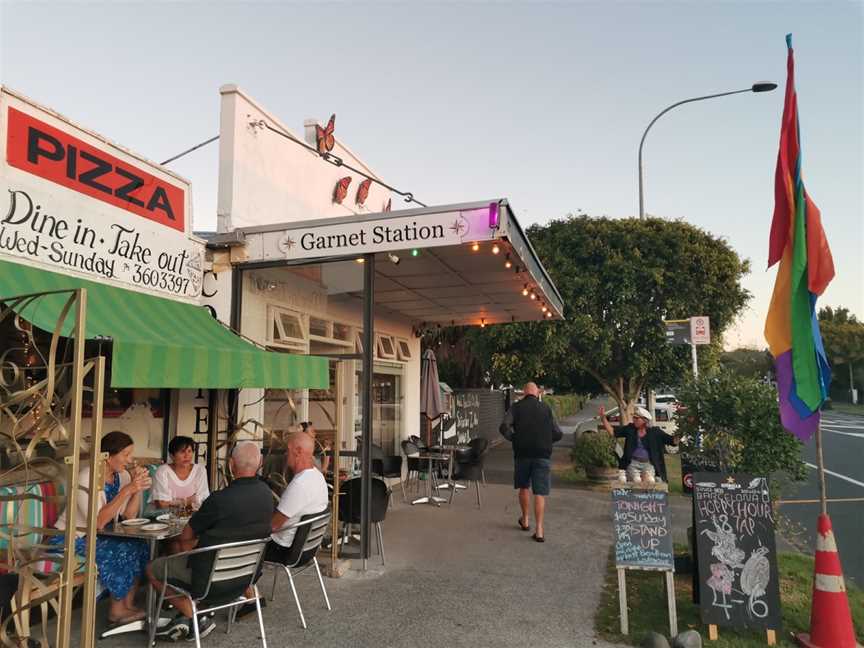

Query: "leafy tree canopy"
left=720, top=348, right=774, bottom=381
left=477, top=215, right=751, bottom=417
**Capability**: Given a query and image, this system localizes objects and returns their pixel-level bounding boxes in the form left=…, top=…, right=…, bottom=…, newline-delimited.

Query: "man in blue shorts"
left=499, top=382, right=563, bottom=543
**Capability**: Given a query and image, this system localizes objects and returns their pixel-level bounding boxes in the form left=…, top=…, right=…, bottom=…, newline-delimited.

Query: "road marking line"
left=805, top=463, right=864, bottom=489
left=821, top=423, right=864, bottom=430
left=824, top=431, right=864, bottom=438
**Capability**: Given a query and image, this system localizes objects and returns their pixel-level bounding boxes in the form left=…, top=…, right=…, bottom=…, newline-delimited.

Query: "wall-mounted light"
left=471, top=242, right=480, bottom=252
left=356, top=258, right=365, bottom=264
left=522, top=284, right=529, bottom=296
left=387, top=253, right=400, bottom=265
left=411, top=249, right=420, bottom=257
left=504, top=254, right=512, bottom=269
left=491, top=243, right=500, bottom=255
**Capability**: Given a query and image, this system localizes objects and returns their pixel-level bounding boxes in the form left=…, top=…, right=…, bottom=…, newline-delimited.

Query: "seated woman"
left=151, top=436, right=210, bottom=510
left=49, top=431, right=152, bottom=625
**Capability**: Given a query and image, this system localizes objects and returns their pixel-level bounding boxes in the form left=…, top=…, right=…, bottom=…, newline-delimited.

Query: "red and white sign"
left=690, top=316, right=711, bottom=345
left=0, top=87, right=202, bottom=301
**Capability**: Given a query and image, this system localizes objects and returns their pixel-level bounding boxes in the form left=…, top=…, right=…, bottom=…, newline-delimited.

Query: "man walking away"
left=499, top=382, right=563, bottom=543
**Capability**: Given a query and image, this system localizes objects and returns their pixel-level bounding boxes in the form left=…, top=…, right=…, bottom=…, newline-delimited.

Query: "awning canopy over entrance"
left=0, top=259, right=329, bottom=389
left=229, top=199, right=565, bottom=327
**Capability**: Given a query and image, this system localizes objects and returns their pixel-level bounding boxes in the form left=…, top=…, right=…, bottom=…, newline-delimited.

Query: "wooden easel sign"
left=693, top=473, right=781, bottom=646
left=611, top=487, right=678, bottom=637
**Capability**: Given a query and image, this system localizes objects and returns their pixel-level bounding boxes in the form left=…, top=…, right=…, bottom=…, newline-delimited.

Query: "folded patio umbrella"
left=420, top=349, right=443, bottom=444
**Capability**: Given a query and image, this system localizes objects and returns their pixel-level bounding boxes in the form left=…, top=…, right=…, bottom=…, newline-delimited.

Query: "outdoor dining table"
left=429, top=445, right=471, bottom=495
left=410, top=451, right=452, bottom=507
left=97, top=518, right=185, bottom=639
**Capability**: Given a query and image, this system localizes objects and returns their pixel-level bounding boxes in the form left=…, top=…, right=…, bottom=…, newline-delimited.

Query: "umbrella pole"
left=360, top=253, right=375, bottom=570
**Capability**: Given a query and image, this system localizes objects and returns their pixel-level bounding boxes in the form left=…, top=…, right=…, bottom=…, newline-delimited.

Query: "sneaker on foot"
left=155, top=616, right=189, bottom=642
left=186, top=615, right=216, bottom=641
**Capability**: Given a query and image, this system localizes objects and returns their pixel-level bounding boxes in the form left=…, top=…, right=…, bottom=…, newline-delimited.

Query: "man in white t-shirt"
left=266, top=432, right=329, bottom=561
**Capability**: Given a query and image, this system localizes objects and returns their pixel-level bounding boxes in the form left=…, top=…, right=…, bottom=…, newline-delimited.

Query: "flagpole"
left=815, top=420, right=828, bottom=515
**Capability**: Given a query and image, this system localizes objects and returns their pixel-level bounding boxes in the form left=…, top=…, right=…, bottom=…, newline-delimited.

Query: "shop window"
left=333, top=322, right=351, bottom=342
left=396, top=338, right=412, bottom=362
left=267, top=306, right=308, bottom=352
left=309, top=317, right=329, bottom=338
left=376, top=334, right=396, bottom=360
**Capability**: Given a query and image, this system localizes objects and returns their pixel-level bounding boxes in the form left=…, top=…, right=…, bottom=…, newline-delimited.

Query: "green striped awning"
left=0, top=259, right=329, bottom=389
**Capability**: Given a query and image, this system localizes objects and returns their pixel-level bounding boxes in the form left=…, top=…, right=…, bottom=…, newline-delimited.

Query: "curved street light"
left=638, top=82, right=778, bottom=219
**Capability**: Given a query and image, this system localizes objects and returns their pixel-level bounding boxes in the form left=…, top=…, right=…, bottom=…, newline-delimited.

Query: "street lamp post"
left=638, top=82, right=778, bottom=219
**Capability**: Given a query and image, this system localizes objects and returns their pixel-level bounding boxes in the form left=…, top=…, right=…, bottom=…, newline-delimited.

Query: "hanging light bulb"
left=480, top=318, right=486, bottom=328
left=504, top=254, right=512, bottom=269
left=541, top=305, right=548, bottom=313
left=522, top=284, right=529, bottom=296
left=546, top=311, right=553, bottom=318
left=491, top=243, right=500, bottom=255
left=530, top=292, right=537, bottom=300
left=471, top=242, right=480, bottom=252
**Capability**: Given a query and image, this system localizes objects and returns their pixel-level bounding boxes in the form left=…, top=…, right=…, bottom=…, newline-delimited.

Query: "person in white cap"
left=599, top=405, right=677, bottom=483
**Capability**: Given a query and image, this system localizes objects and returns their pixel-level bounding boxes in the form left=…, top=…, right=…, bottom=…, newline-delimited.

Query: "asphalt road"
left=780, top=410, right=864, bottom=588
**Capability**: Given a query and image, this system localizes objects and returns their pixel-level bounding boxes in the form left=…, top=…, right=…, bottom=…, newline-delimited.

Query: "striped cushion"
left=0, top=481, right=66, bottom=574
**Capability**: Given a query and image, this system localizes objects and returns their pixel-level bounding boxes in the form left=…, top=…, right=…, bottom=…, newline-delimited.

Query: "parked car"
left=576, top=404, right=678, bottom=453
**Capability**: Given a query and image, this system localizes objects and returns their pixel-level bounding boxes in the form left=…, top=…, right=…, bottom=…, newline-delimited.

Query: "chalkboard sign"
left=611, top=488, right=674, bottom=570
left=454, top=391, right=480, bottom=439
left=693, top=473, right=781, bottom=630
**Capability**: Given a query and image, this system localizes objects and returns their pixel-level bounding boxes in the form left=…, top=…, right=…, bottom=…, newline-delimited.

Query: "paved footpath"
left=91, top=442, right=626, bottom=648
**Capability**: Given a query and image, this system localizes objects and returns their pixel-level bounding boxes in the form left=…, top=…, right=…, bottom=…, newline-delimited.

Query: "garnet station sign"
left=0, top=88, right=202, bottom=301
left=270, top=206, right=497, bottom=260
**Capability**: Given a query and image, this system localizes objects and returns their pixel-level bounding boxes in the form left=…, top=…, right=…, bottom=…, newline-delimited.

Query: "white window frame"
left=396, top=338, right=412, bottom=362
left=266, top=305, right=309, bottom=353
left=376, top=334, right=397, bottom=360
left=309, top=316, right=354, bottom=349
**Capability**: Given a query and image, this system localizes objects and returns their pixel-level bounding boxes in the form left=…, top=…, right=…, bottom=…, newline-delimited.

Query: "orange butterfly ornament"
left=316, top=114, right=336, bottom=155
left=333, top=176, right=351, bottom=204
left=356, top=179, right=372, bottom=206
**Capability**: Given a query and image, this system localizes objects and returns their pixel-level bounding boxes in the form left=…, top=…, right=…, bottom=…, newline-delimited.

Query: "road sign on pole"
left=690, top=316, right=710, bottom=345
left=664, top=320, right=691, bottom=346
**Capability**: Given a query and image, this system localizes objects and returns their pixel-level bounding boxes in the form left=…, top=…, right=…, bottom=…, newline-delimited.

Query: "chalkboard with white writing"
left=611, top=488, right=674, bottom=570
left=693, top=473, right=781, bottom=630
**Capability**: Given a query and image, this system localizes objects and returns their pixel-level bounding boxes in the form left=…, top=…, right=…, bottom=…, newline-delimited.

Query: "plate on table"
left=121, top=518, right=149, bottom=527
left=156, top=513, right=171, bottom=522
left=141, top=523, right=169, bottom=532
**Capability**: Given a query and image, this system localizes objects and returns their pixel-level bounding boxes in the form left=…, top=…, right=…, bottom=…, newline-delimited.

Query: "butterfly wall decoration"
left=316, top=114, right=336, bottom=155
left=356, top=178, right=372, bottom=206
left=333, top=176, right=352, bottom=204
left=383, top=198, right=392, bottom=212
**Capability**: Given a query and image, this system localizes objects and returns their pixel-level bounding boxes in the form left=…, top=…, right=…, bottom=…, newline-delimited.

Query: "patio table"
left=410, top=452, right=451, bottom=507
left=429, top=445, right=470, bottom=495
left=98, top=518, right=184, bottom=639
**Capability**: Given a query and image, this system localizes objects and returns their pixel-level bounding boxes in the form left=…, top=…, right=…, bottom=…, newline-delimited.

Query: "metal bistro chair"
left=149, top=538, right=270, bottom=648
left=340, top=477, right=389, bottom=565
left=262, top=510, right=331, bottom=630
left=373, top=455, right=405, bottom=504
left=448, top=446, right=485, bottom=508
left=468, top=437, right=490, bottom=486
left=401, top=440, right=424, bottom=494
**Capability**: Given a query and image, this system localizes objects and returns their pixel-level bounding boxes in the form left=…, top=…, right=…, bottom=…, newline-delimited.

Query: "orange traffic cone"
left=797, top=514, right=862, bottom=648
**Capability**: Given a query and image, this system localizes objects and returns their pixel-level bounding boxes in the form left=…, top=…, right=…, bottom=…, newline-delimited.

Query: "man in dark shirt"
left=499, top=382, right=563, bottom=542
left=148, top=441, right=274, bottom=640
left=600, top=405, right=677, bottom=483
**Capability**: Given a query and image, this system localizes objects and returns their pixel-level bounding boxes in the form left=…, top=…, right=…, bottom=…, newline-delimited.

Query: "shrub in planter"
left=571, top=431, right=619, bottom=470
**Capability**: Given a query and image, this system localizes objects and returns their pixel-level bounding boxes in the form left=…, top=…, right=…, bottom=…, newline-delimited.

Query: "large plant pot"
left=585, top=465, right=620, bottom=482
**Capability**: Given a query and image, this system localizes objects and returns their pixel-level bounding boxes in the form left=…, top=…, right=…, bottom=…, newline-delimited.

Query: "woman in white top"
left=49, top=431, right=152, bottom=625
left=151, top=436, right=210, bottom=510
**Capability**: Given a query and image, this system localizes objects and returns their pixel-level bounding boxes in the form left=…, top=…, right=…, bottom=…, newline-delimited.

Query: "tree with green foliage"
left=676, top=368, right=806, bottom=495
left=478, top=215, right=751, bottom=420
left=818, top=306, right=864, bottom=401
left=720, top=348, right=774, bottom=381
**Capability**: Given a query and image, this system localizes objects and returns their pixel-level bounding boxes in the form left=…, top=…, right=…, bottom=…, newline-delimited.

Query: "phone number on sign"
left=132, top=265, right=192, bottom=295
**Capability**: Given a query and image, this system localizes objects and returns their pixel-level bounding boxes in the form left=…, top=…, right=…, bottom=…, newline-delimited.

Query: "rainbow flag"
left=764, top=34, right=835, bottom=441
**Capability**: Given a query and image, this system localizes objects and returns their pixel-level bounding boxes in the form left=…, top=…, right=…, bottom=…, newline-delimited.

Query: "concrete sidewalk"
left=89, top=445, right=625, bottom=648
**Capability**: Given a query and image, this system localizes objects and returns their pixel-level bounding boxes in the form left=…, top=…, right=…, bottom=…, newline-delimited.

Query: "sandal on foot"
left=108, top=609, right=146, bottom=625
left=518, top=517, right=530, bottom=531
left=532, top=533, right=545, bottom=543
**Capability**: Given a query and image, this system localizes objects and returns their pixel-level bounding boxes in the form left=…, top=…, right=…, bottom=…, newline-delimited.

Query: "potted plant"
left=571, top=431, right=620, bottom=481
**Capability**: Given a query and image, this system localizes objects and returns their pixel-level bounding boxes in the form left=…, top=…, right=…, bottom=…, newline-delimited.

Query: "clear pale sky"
left=1, top=2, right=861, bottom=349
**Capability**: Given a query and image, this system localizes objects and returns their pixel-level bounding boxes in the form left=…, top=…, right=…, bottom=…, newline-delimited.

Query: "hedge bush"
left=544, top=393, right=587, bottom=419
